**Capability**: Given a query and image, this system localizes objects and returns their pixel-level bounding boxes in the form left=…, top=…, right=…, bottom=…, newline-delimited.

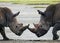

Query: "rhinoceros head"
left=8, top=12, right=29, bottom=36
left=28, top=10, right=51, bottom=37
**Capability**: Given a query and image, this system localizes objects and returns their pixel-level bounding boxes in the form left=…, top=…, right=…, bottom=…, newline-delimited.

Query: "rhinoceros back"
left=53, top=4, right=60, bottom=23
left=44, top=3, right=60, bottom=25
left=0, top=7, right=13, bottom=26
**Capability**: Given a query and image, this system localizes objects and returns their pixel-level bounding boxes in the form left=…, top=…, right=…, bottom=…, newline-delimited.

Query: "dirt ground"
left=0, top=40, right=60, bottom=43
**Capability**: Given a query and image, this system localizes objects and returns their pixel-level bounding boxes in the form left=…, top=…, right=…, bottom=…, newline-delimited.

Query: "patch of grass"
left=0, top=0, right=60, bottom=5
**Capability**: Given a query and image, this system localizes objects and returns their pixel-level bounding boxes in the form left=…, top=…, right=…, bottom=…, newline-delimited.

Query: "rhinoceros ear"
left=37, top=10, right=45, bottom=16
left=13, top=11, right=20, bottom=17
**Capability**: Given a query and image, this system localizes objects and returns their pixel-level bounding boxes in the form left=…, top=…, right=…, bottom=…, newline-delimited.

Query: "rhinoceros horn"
left=33, top=23, right=40, bottom=29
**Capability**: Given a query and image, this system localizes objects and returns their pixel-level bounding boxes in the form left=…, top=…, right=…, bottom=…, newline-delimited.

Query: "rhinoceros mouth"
left=15, top=33, right=22, bottom=36
left=35, top=28, right=48, bottom=37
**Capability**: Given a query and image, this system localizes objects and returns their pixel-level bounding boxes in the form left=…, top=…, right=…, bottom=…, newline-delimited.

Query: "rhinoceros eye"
left=16, top=26, right=18, bottom=28
left=40, top=25, right=42, bottom=27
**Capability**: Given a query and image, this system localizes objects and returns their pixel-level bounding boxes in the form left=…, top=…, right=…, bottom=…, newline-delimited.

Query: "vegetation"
left=0, top=0, right=60, bottom=5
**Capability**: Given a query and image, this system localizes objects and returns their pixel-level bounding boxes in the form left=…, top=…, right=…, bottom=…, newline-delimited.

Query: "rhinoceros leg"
left=0, top=27, right=9, bottom=40
left=52, top=22, right=60, bottom=40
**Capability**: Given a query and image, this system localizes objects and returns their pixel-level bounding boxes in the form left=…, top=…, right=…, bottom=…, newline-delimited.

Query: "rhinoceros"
left=28, top=3, right=60, bottom=40
left=0, top=7, right=29, bottom=40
